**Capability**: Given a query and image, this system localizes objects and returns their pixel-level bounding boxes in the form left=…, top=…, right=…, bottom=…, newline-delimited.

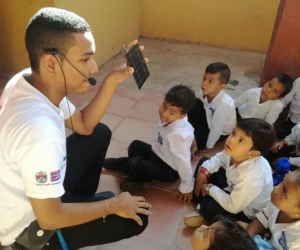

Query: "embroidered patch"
left=63, top=156, right=67, bottom=161
left=209, top=107, right=215, bottom=116
left=278, top=231, right=288, bottom=250
left=51, top=169, right=61, bottom=182
left=36, top=171, right=47, bottom=183
left=158, top=132, right=163, bottom=145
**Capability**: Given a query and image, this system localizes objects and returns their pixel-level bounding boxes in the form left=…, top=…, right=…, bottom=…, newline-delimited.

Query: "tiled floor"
left=0, top=37, right=266, bottom=250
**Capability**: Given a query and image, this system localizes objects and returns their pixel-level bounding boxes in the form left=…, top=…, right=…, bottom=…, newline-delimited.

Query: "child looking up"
left=235, top=74, right=293, bottom=126
left=104, top=85, right=196, bottom=203
left=185, top=118, right=276, bottom=227
left=188, top=62, right=236, bottom=153
left=247, top=169, right=300, bottom=250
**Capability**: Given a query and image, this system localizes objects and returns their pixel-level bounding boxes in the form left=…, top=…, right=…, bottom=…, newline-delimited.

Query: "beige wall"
left=0, top=0, right=54, bottom=75
left=140, top=0, right=280, bottom=53
left=0, top=0, right=279, bottom=75
left=54, top=0, right=140, bottom=67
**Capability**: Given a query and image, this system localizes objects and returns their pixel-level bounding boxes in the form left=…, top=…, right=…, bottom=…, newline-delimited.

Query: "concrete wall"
left=0, top=0, right=279, bottom=75
left=140, top=0, right=280, bottom=53
left=54, top=0, right=140, bottom=67
left=0, top=0, right=54, bottom=75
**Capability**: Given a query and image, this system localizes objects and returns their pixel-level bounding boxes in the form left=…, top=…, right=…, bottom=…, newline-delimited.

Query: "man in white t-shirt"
left=0, top=7, right=151, bottom=249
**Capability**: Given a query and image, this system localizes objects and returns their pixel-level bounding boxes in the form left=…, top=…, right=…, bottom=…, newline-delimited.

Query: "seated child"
left=191, top=215, right=259, bottom=250
left=187, top=62, right=236, bottom=152
left=184, top=118, right=276, bottom=227
left=234, top=74, right=292, bottom=126
left=104, top=85, right=196, bottom=202
left=246, top=169, right=300, bottom=250
left=277, top=77, right=300, bottom=139
left=264, top=122, right=300, bottom=170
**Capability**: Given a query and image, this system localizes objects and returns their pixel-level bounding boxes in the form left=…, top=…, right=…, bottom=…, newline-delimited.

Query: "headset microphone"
left=44, top=48, right=97, bottom=86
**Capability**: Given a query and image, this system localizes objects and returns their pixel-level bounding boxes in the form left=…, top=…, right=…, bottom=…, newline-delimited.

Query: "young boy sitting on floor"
left=265, top=122, right=300, bottom=170
left=184, top=118, right=276, bottom=227
left=234, top=74, right=292, bottom=126
left=246, top=169, right=300, bottom=250
left=191, top=216, right=259, bottom=250
left=104, top=85, right=196, bottom=203
left=277, top=77, right=300, bottom=139
left=187, top=62, right=236, bottom=155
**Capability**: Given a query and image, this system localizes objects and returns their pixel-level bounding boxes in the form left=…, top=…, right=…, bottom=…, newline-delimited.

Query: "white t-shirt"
left=0, top=69, right=75, bottom=246
left=281, top=77, right=300, bottom=123
left=234, top=88, right=283, bottom=125
left=152, top=117, right=194, bottom=193
left=202, top=151, right=273, bottom=218
left=282, top=122, right=300, bottom=167
left=256, top=202, right=300, bottom=250
left=199, top=90, right=236, bottom=149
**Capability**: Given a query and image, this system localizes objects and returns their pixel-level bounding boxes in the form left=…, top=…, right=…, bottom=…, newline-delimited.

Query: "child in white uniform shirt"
left=265, top=122, right=300, bottom=170
left=235, top=74, right=292, bottom=126
left=184, top=118, right=276, bottom=227
left=187, top=62, right=236, bottom=153
left=104, top=85, right=196, bottom=203
left=277, top=77, right=300, bottom=139
left=247, top=169, right=300, bottom=250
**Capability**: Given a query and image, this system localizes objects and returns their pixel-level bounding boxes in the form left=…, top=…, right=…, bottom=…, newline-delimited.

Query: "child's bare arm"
left=246, top=218, right=266, bottom=237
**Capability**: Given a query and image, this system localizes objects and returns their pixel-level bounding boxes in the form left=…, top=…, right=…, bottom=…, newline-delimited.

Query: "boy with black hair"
left=184, top=118, right=276, bottom=227
left=235, top=73, right=293, bottom=126
left=105, top=85, right=196, bottom=202
left=247, top=169, right=300, bottom=249
left=188, top=62, right=236, bottom=154
left=0, top=7, right=151, bottom=249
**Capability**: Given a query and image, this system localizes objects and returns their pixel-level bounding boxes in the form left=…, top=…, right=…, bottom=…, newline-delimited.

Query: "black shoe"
left=103, top=158, right=120, bottom=170
left=120, top=179, right=152, bottom=192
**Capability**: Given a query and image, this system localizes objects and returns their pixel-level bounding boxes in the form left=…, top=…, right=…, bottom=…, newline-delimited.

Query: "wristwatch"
left=205, top=184, right=214, bottom=193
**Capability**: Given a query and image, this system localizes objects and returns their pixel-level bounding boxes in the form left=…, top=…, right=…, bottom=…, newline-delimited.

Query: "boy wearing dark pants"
left=184, top=118, right=276, bottom=227
left=105, top=85, right=196, bottom=203
left=188, top=62, right=236, bottom=156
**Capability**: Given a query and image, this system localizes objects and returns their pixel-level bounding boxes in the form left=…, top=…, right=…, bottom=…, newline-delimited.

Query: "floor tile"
left=111, top=117, right=157, bottom=144
left=106, top=95, right=138, bottom=117
left=101, top=113, right=124, bottom=132
left=142, top=92, right=164, bottom=103
left=115, top=86, right=147, bottom=100
left=128, top=99, right=160, bottom=123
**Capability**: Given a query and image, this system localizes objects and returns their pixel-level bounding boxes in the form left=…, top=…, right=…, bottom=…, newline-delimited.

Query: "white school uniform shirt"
left=282, top=122, right=300, bottom=167
left=152, top=117, right=194, bottom=193
left=201, top=151, right=273, bottom=218
left=199, top=89, right=236, bottom=149
left=281, top=77, right=300, bottom=123
left=234, top=88, right=283, bottom=125
left=0, top=69, right=75, bottom=245
left=256, top=202, right=300, bottom=250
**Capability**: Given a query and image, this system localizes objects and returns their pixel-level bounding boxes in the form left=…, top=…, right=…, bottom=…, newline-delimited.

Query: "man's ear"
left=41, top=54, right=56, bottom=75
left=248, top=150, right=261, bottom=159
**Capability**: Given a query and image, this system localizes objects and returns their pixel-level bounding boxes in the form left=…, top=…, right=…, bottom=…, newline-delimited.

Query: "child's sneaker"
left=184, top=209, right=208, bottom=227
left=120, top=179, right=152, bottom=192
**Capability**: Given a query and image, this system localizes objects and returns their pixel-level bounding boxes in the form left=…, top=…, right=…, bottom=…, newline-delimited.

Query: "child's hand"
left=201, top=184, right=210, bottom=197
left=179, top=191, right=193, bottom=203
left=271, top=140, right=284, bottom=153
left=194, top=173, right=208, bottom=197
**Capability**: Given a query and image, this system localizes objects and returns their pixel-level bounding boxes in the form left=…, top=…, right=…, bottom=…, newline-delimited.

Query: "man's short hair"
left=25, top=7, right=91, bottom=72
left=236, top=118, right=276, bottom=155
left=164, top=85, right=196, bottom=114
left=205, top=62, right=231, bottom=84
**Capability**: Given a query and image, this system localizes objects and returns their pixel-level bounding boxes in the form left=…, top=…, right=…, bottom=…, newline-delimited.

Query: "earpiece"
left=43, top=48, right=97, bottom=85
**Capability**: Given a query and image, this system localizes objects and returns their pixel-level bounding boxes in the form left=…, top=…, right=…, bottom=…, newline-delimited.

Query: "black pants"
left=276, top=118, right=296, bottom=139
left=192, top=157, right=251, bottom=223
left=38, top=123, right=148, bottom=249
left=117, top=140, right=179, bottom=182
left=263, top=145, right=297, bottom=171
left=187, top=98, right=210, bottom=150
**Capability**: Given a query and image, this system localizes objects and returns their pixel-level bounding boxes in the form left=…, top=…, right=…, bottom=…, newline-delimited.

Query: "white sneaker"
left=184, top=209, right=208, bottom=227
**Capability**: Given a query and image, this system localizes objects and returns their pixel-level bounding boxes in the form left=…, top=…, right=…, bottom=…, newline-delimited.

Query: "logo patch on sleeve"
left=50, top=169, right=61, bottom=182
left=36, top=171, right=47, bottom=183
